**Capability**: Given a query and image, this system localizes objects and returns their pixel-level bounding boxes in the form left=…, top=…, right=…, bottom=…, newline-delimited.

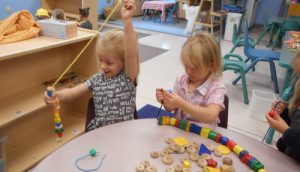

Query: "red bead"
left=241, top=154, right=253, bottom=164
left=207, top=159, right=217, bottom=167
left=215, top=134, right=222, bottom=143
left=268, top=110, right=275, bottom=118
left=175, top=119, right=180, bottom=128
left=226, top=140, right=237, bottom=150
left=57, top=132, right=63, bottom=137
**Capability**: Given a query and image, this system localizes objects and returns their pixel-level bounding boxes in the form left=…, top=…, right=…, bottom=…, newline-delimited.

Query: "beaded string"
left=158, top=116, right=266, bottom=172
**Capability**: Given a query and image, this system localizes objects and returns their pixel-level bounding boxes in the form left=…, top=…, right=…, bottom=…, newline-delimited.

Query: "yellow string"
left=51, top=0, right=123, bottom=88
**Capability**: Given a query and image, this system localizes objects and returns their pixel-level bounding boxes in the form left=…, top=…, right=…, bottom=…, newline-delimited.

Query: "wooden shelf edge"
left=0, top=30, right=98, bottom=61
left=7, top=113, right=85, bottom=172
left=0, top=86, right=46, bottom=128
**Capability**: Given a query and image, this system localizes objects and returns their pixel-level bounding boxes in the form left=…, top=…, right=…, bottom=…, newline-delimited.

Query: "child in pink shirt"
left=156, top=32, right=226, bottom=126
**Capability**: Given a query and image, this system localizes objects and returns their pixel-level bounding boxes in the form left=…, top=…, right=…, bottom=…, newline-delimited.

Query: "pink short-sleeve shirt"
left=173, top=74, right=226, bottom=125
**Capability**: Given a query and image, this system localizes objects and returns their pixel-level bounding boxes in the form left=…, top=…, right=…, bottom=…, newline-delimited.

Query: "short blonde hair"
left=181, top=32, right=222, bottom=79
left=97, top=29, right=125, bottom=63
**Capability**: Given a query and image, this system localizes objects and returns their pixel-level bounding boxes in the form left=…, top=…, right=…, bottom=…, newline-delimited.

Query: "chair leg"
left=143, top=9, right=148, bottom=20
left=233, top=61, right=257, bottom=85
left=270, top=61, right=279, bottom=94
left=229, top=44, right=238, bottom=53
left=240, top=71, right=249, bottom=104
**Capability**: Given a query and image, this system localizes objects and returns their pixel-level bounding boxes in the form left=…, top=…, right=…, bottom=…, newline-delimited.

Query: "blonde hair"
left=97, top=29, right=125, bottom=63
left=288, top=50, right=300, bottom=117
left=181, top=32, right=222, bottom=79
left=96, top=29, right=140, bottom=80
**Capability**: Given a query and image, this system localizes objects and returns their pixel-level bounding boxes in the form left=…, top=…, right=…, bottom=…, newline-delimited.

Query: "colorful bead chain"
left=47, top=90, right=64, bottom=141
left=158, top=116, right=266, bottom=172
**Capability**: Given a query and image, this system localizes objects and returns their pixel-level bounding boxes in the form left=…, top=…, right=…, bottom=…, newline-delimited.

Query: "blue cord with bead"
left=75, top=148, right=106, bottom=172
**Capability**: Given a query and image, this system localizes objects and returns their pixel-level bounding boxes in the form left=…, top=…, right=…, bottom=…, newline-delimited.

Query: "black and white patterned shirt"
left=85, top=71, right=136, bottom=130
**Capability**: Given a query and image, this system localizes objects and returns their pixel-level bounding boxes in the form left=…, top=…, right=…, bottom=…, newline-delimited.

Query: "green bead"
left=89, top=148, right=97, bottom=157
left=179, top=119, right=187, bottom=130
left=54, top=127, right=64, bottom=133
left=158, top=116, right=163, bottom=125
left=208, top=131, right=218, bottom=140
left=251, top=161, right=264, bottom=172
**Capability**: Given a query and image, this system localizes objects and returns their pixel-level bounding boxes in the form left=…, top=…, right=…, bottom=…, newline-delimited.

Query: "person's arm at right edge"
left=281, top=111, right=300, bottom=154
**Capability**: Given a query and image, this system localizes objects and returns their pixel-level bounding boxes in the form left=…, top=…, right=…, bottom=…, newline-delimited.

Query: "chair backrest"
left=243, top=21, right=251, bottom=58
left=85, top=98, right=95, bottom=132
left=218, top=94, right=229, bottom=129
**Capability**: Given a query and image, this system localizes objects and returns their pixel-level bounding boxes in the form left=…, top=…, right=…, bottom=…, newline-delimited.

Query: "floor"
left=99, top=22, right=285, bottom=146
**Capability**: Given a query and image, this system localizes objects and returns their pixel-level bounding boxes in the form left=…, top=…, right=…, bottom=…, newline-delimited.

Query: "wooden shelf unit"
left=0, top=28, right=100, bottom=172
left=41, top=0, right=99, bottom=30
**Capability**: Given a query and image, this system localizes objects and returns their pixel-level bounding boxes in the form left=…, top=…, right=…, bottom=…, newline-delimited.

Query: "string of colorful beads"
left=158, top=116, right=266, bottom=172
left=47, top=89, right=64, bottom=141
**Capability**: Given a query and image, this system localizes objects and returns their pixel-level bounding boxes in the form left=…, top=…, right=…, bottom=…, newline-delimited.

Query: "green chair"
left=164, top=2, right=179, bottom=24
left=223, top=53, right=249, bottom=104
left=256, top=15, right=273, bottom=45
left=229, top=24, right=256, bottom=54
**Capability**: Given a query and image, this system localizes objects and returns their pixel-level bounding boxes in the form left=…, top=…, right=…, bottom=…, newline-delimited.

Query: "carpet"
left=99, top=16, right=190, bottom=37
left=139, top=44, right=168, bottom=63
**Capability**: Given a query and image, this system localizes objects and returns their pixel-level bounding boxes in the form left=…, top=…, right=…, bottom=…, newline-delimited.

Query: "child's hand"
left=266, top=113, right=289, bottom=134
left=163, top=91, right=183, bottom=108
left=156, top=88, right=164, bottom=103
left=44, top=87, right=58, bottom=108
left=121, top=0, right=136, bottom=21
left=271, top=100, right=286, bottom=115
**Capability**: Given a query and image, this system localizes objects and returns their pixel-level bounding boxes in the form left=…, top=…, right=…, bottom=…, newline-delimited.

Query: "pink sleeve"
left=173, top=75, right=182, bottom=94
left=206, top=82, right=226, bottom=110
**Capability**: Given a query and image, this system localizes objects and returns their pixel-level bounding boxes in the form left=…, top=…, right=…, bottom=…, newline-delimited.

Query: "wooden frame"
left=0, top=28, right=99, bottom=172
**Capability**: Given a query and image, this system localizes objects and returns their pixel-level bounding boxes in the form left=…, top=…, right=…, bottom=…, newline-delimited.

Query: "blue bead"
left=220, top=136, right=229, bottom=145
left=190, top=123, right=202, bottom=135
left=239, top=150, right=249, bottom=159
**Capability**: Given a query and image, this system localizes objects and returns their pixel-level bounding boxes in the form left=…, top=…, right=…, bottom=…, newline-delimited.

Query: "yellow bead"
left=183, top=160, right=190, bottom=169
left=200, top=127, right=211, bottom=138
left=54, top=113, right=60, bottom=118
left=54, top=117, right=61, bottom=123
left=258, top=169, right=267, bottom=172
left=203, top=166, right=220, bottom=172
left=170, top=118, right=176, bottom=126
left=185, top=122, right=191, bottom=132
left=233, top=145, right=244, bottom=156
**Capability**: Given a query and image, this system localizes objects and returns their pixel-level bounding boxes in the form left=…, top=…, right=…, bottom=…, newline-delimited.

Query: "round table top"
left=33, top=119, right=300, bottom=172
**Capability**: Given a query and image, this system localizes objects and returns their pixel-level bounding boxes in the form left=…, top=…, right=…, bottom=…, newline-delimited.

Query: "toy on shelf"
left=158, top=116, right=266, bottom=172
left=43, top=72, right=87, bottom=90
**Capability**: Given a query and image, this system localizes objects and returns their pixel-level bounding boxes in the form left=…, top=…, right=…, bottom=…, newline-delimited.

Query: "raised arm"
left=121, top=0, right=139, bottom=82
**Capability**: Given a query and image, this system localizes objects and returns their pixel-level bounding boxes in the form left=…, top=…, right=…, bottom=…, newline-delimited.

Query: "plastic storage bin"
left=224, top=13, right=242, bottom=41
left=248, top=89, right=276, bottom=122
